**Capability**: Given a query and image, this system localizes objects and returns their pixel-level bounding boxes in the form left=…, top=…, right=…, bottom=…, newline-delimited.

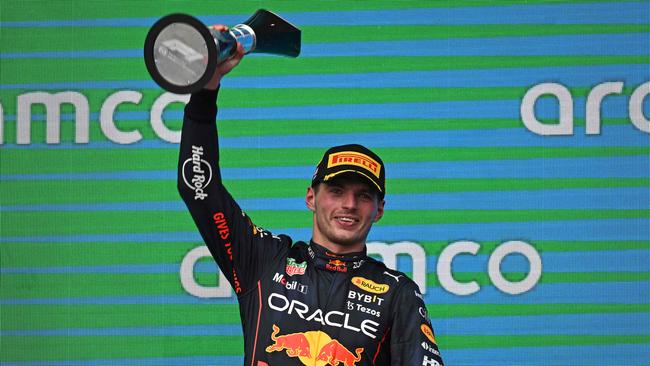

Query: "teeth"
left=338, top=217, right=354, bottom=223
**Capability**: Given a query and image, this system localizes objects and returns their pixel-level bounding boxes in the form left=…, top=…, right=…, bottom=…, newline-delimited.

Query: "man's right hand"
left=204, top=25, right=245, bottom=90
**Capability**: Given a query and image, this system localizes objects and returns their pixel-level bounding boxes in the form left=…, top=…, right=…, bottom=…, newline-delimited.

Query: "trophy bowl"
left=144, top=10, right=301, bottom=94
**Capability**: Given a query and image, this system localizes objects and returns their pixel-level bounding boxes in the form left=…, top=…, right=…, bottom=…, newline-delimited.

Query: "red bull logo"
left=266, top=324, right=312, bottom=358
left=326, top=259, right=348, bottom=272
left=316, top=339, right=363, bottom=366
left=266, top=325, right=364, bottom=365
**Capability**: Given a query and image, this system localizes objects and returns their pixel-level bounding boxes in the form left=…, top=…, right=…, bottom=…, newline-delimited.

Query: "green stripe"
left=0, top=179, right=648, bottom=205
left=2, top=241, right=647, bottom=268
left=1, top=334, right=647, bottom=361
left=0, top=335, right=243, bottom=361
left=3, top=24, right=648, bottom=53
left=2, top=210, right=648, bottom=237
left=1, top=56, right=646, bottom=84
left=2, top=147, right=647, bottom=174
left=441, top=335, right=650, bottom=349
left=3, top=304, right=647, bottom=331
left=430, top=304, right=650, bottom=318
left=0, top=0, right=624, bottom=22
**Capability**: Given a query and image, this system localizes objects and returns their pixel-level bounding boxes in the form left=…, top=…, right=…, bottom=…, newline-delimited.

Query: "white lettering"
left=324, top=311, right=343, bottom=327
left=273, top=273, right=284, bottom=283
left=268, top=293, right=289, bottom=312
left=179, top=246, right=231, bottom=298
left=342, top=313, right=361, bottom=333
left=438, top=240, right=542, bottom=296
left=521, top=82, right=573, bottom=135
left=100, top=90, right=143, bottom=144
left=488, top=240, right=542, bottom=295
left=437, top=240, right=481, bottom=296
left=360, top=319, right=379, bottom=339
left=16, top=91, right=89, bottom=144
left=629, top=81, right=650, bottom=133
left=150, top=92, right=188, bottom=143
left=305, top=309, right=325, bottom=324
left=267, top=293, right=378, bottom=339
left=368, top=241, right=426, bottom=293
left=288, top=299, right=309, bottom=319
left=586, top=82, right=624, bottom=134
left=422, top=355, right=441, bottom=366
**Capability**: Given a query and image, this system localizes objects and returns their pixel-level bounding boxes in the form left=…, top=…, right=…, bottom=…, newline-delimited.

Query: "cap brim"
left=323, top=169, right=383, bottom=196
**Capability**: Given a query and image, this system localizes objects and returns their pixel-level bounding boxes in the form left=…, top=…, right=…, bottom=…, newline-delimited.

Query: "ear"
left=373, top=199, right=385, bottom=223
left=305, top=186, right=316, bottom=212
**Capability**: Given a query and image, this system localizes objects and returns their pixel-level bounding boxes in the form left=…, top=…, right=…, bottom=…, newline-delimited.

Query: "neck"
left=310, top=232, right=366, bottom=254
left=307, top=240, right=367, bottom=273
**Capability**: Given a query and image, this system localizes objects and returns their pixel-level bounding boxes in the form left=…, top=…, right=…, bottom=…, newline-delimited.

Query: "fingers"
left=210, top=24, right=228, bottom=32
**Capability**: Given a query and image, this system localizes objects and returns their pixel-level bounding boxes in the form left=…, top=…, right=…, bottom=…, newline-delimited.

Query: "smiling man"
left=178, top=29, right=443, bottom=366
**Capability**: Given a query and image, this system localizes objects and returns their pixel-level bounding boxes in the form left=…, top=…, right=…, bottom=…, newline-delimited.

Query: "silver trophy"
left=144, top=9, right=301, bottom=94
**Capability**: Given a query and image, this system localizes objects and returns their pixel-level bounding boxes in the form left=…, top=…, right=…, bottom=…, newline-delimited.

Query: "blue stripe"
left=2, top=33, right=648, bottom=59
left=2, top=95, right=647, bottom=126
left=1, top=64, right=648, bottom=90
left=2, top=155, right=649, bottom=181
left=2, top=313, right=647, bottom=337
left=0, top=2, right=647, bottom=28
left=2, top=250, right=648, bottom=274
left=0, top=218, right=648, bottom=243
left=1, top=281, right=648, bottom=305
left=2, top=187, right=648, bottom=212
left=423, top=281, right=650, bottom=305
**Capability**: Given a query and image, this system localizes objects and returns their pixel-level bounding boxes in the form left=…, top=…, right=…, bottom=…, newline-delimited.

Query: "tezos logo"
left=182, top=145, right=212, bottom=200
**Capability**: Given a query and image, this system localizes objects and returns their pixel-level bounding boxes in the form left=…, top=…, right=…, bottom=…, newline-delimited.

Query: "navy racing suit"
left=178, top=88, right=444, bottom=366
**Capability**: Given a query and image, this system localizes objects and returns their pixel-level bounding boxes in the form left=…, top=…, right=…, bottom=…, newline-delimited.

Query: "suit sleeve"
left=178, top=88, right=288, bottom=296
left=389, top=280, right=444, bottom=366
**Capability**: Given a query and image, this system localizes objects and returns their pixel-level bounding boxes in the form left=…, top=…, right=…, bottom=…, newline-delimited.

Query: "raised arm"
left=177, top=32, right=288, bottom=296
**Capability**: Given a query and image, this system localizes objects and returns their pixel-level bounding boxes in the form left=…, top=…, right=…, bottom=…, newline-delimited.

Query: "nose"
left=341, top=190, right=357, bottom=210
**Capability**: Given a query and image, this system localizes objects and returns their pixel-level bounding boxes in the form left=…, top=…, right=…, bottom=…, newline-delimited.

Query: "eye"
left=329, top=187, right=343, bottom=195
left=359, top=192, right=373, bottom=201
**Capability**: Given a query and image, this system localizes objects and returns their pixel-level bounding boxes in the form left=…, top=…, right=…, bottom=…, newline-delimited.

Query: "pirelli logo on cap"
left=327, top=151, right=381, bottom=178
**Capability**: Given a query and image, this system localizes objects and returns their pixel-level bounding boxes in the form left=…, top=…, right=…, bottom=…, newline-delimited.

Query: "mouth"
left=334, top=215, right=359, bottom=227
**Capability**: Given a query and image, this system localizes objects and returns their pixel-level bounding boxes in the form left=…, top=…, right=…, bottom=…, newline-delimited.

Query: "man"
left=178, top=27, right=443, bottom=366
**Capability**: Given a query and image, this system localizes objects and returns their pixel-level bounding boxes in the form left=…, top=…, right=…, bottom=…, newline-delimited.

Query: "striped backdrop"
left=1, top=1, right=649, bottom=365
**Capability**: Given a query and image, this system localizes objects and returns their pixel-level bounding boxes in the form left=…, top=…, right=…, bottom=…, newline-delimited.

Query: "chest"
left=258, top=259, right=394, bottom=361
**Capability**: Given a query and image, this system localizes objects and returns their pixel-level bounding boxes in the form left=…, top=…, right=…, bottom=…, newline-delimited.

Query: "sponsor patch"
left=286, top=258, right=307, bottom=276
left=266, top=324, right=364, bottom=366
left=351, top=277, right=389, bottom=294
left=327, top=151, right=381, bottom=178
left=181, top=145, right=212, bottom=200
left=326, top=259, right=348, bottom=273
left=421, top=324, right=436, bottom=344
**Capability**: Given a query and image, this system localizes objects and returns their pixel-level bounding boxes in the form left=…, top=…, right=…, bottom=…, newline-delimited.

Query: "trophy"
left=144, top=9, right=301, bottom=94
